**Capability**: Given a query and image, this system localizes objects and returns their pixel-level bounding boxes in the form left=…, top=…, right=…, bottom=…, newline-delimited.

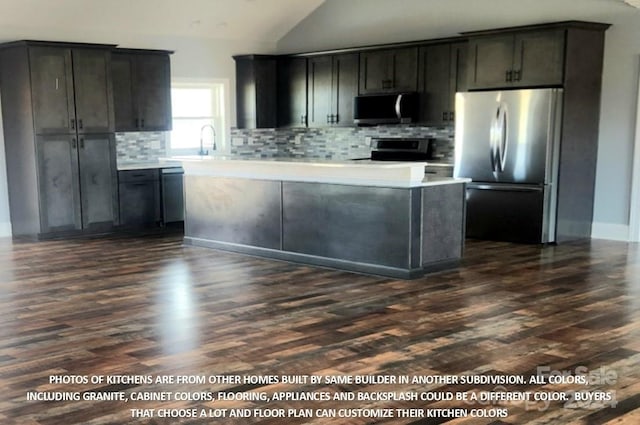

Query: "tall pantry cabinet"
left=0, top=41, right=119, bottom=238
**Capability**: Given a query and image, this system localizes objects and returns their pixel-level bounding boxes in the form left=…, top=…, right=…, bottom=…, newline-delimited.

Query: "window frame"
left=168, top=79, right=229, bottom=156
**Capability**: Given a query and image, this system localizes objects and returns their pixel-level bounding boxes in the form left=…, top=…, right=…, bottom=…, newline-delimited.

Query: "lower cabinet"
left=36, top=133, right=118, bottom=234
left=117, top=167, right=184, bottom=229
left=118, top=169, right=161, bottom=228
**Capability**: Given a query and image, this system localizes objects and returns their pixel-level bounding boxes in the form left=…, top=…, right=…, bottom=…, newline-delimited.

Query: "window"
left=169, top=81, right=227, bottom=155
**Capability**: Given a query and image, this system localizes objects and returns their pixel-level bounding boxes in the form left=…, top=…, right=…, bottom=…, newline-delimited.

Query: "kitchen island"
left=173, top=157, right=469, bottom=279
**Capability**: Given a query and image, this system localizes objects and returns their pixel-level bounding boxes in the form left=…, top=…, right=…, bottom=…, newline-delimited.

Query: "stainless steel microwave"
left=353, top=92, right=418, bottom=125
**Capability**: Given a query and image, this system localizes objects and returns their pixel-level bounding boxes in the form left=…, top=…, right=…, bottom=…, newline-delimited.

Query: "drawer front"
left=118, top=169, right=159, bottom=183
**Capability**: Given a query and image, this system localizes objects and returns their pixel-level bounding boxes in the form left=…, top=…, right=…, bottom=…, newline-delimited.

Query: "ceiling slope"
left=0, top=0, right=324, bottom=45
left=277, top=0, right=637, bottom=53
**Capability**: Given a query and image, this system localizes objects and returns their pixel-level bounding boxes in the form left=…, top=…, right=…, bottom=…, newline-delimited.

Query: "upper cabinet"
left=308, top=53, right=359, bottom=127
left=111, top=50, right=172, bottom=132
left=467, top=29, right=565, bottom=89
left=359, top=47, right=418, bottom=94
left=234, top=55, right=277, bottom=129
left=29, top=46, right=114, bottom=134
left=277, top=57, right=308, bottom=127
left=417, top=42, right=467, bottom=126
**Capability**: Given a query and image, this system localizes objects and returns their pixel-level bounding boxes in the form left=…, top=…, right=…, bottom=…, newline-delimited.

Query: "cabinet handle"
left=506, top=70, right=513, bottom=82
left=141, top=119, right=145, bottom=128
left=327, top=114, right=331, bottom=124
left=80, top=138, right=84, bottom=149
left=513, top=70, right=521, bottom=81
left=72, top=138, right=77, bottom=149
left=71, top=118, right=76, bottom=130
left=334, top=114, right=338, bottom=124
left=300, top=115, right=305, bottom=125
left=442, top=111, right=448, bottom=122
left=78, top=119, right=83, bottom=130
left=449, top=111, right=455, bottom=121
left=135, top=118, right=139, bottom=128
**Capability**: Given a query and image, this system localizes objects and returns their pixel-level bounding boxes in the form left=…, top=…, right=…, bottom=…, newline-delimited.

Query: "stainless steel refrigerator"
left=453, top=89, right=563, bottom=243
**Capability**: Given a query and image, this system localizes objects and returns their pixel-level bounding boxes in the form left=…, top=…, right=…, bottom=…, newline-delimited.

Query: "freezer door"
left=465, top=183, right=555, bottom=243
left=454, top=89, right=562, bottom=185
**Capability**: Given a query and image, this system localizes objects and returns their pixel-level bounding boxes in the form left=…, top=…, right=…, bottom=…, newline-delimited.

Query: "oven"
left=369, top=137, right=434, bottom=161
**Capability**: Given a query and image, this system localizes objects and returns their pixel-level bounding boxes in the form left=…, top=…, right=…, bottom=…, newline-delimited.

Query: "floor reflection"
left=156, top=260, right=199, bottom=356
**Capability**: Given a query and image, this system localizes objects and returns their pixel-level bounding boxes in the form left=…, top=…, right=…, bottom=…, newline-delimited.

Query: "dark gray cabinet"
left=35, top=134, right=118, bottom=233
left=118, top=169, right=161, bottom=227
left=309, top=53, right=359, bottom=127
left=29, top=46, right=114, bottom=134
left=79, top=134, right=119, bottom=229
left=234, top=55, right=277, bottom=129
left=35, top=135, right=81, bottom=232
left=418, top=42, right=467, bottom=125
left=111, top=50, right=172, bottom=131
left=359, top=47, right=418, bottom=94
left=277, top=57, right=307, bottom=127
left=308, top=56, right=332, bottom=127
left=467, top=29, right=564, bottom=89
left=0, top=41, right=120, bottom=238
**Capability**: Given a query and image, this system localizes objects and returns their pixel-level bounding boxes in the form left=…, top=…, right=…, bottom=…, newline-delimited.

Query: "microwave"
left=353, top=92, right=418, bottom=125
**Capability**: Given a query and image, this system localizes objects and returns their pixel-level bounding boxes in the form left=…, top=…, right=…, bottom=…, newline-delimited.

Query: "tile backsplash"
left=115, top=132, right=167, bottom=163
left=230, top=125, right=455, bottom=162
left=115, top=125, right=455, bottom=163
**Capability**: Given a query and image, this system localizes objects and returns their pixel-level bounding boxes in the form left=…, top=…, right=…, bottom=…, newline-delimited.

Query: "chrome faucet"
left=199, top=124, right=216, bottom=156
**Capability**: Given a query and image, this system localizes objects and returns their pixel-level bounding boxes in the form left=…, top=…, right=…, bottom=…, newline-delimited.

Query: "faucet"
left=199, top=124, right=216, bottom=156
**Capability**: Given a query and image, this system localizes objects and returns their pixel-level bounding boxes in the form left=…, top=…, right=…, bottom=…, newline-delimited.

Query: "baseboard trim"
left=590, top=222, right=630, bottom=241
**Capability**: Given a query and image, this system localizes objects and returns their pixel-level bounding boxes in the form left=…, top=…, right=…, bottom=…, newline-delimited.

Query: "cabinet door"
left=467, top=35, right=514, bottom=89
left=332, top=53, right=359, bottom=126
left=29, top=47, right=75, bottom=134
left=78, top=134, right=118, bottom=229
left=235, top=58, right=258, bottom=129
left=71, top=49, right=114, bottom=133
left=235, top=57, right=277, bottom=129
left=277, top=57, right=308, bottom=127
left=451, top=42, right=468, bottom=95
left=111, top=53, right=137, bottom=131
left=36, top=135, right=81, bottom=232
left=513, top=30, right=565, bottom=87
left=359, top=50, right=393, bottom=94
left=307, top=56, right=332, bottom=127
left=418, top=44, right=452, bottom=125
left=359, top=48, right=417, bottom=94
left=134, top=54, right=172, bottom=131
left=392, top=47, right=418, bottom=92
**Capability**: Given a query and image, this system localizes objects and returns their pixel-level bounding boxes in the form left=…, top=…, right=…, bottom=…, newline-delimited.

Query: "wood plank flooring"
left=0, top=232, right=639, bottom=424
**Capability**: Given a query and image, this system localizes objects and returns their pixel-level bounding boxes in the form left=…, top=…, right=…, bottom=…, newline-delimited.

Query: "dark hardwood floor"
left=0, top=232, right=639, bottom=424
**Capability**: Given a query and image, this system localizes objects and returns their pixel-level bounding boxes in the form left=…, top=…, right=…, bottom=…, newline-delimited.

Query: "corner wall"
left=0, top=93, right=11, bottom=236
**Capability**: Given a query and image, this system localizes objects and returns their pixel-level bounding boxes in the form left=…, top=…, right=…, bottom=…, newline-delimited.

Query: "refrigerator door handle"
left=490, top=104, right=508, bottom=175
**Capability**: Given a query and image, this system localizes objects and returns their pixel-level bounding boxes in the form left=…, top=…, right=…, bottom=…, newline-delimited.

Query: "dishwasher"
left=161, top=167, right=184, bottom=223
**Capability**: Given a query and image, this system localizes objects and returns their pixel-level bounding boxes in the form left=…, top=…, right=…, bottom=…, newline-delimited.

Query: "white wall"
left=276, top=0, right=640, bottom=242
left=0, top=94, right=11, bottom=236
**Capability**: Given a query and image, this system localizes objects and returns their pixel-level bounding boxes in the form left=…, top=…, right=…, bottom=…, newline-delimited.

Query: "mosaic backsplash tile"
left=230, top=125, right=455, bottom=162
left=115, top=125, right=455, bottom=164
left=115, top=132, right=167, bottom=163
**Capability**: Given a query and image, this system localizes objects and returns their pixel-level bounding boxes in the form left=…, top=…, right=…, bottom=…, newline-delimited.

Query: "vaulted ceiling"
left=0, top=0, right=324, bottom=45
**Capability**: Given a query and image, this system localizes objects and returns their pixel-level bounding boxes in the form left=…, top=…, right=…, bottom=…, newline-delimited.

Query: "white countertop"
left=163, top=156, right=468, bottom=188
left=117, top=160, right=182, bottom=170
